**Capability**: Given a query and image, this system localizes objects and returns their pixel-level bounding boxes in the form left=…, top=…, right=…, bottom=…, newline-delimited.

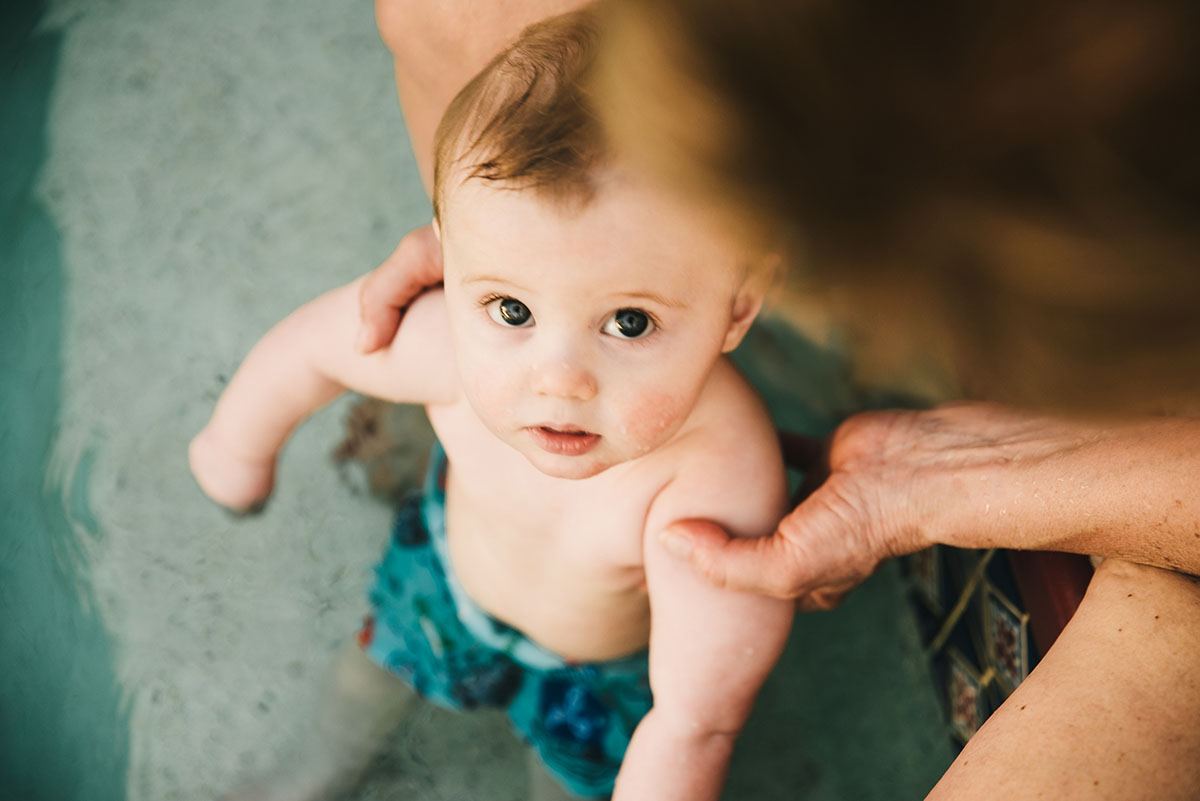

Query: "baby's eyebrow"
left=460, top=274, right=529, bottom=291
left=614, top=291, right=687, bottom=309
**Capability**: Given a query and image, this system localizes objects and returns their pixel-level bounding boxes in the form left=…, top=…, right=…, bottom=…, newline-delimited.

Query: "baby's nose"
left=531, top=357, right=597, bottom=402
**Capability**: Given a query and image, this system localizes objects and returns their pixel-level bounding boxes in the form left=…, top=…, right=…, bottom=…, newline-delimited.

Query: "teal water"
left=0, top=2, right=129, bottom=798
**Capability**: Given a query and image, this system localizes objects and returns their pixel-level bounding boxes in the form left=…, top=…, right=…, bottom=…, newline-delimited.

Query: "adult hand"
left=658, top=402, right=1200, bottom=607
left=659, top=409, right=928, bottom=610
left=355, top=223, right=444, bottom=353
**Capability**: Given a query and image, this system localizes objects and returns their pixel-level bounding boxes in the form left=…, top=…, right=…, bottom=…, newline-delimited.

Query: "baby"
left=190, top=10, right=793, bottom=801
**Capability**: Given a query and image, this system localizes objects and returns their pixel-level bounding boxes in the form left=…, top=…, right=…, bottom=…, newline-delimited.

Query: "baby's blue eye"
left=486, top=297, right=533, bottom=327
left=603, top=308, right=655, bottom=339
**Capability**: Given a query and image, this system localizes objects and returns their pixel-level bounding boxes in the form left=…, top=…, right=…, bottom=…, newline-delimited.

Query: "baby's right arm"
left=189, top=280, right=456, bottom=511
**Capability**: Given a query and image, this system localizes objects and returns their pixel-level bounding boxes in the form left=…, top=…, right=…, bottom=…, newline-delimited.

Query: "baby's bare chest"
left=426, top=404, right=670, bottom=658
left=444, top=447, right=657, bottom=572
left=428, top=402, right=668, bottom=570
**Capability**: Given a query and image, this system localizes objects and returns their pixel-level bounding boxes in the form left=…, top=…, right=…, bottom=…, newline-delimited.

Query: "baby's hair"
left=432, top=9, right=605, bottom=220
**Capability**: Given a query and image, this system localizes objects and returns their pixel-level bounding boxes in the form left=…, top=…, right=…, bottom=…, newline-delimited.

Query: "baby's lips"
left=526, top=425, right=602, bottom=455
left=532, top=422, right=594, bottom=435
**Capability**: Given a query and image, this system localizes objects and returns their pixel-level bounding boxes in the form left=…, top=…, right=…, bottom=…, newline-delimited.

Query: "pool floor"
left=0, top=1, right=954, bottom=798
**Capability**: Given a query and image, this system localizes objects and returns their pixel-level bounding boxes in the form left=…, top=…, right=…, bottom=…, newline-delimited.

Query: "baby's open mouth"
left=526, top=425, right=601, bottom=456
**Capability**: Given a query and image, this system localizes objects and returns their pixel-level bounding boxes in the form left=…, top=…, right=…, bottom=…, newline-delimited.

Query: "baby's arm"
left=189, top=279, right=456, bottom=510
left=613, top=436, right=794, bottom=801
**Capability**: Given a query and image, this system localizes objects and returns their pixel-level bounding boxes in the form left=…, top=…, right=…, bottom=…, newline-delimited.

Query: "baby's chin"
left=518, top=446, right=625, bottom=481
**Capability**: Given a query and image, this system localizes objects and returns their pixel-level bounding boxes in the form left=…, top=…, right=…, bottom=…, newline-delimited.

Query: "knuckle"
left=832, top=411, right=882, bottom=448
left=831, top=409, right=908, bottom=463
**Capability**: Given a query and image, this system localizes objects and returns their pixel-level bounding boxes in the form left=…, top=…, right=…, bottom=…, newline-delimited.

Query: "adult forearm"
left=375, top=0, right=590, bottom=194
left=613, top=710, right=735, bottom=801
left=926, top=413, right=1200, bottom=574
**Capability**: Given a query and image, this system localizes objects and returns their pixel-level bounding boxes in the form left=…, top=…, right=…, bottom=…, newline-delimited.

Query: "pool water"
left=0, top=1, right=954, bottom=799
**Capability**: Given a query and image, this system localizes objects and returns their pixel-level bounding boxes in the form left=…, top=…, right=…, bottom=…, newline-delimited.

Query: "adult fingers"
left=356, top=224, right=443, bottom=353
left=659, top=518, right=813, bottom=599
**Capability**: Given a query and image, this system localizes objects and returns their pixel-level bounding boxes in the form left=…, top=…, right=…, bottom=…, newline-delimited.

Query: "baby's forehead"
left=443, top=177, right=750, bottom=307
left=437, top=159, right=623, bottom=220
left=444, top=164, right=739, bottom=243
left=433, top=119, right=607, bottom=226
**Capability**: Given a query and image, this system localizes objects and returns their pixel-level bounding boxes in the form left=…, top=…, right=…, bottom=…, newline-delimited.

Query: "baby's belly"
left=443, top=481, right=652, bottom=662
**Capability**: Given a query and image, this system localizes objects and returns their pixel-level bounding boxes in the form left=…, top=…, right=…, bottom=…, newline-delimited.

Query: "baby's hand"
left=188, top=426, right=276, bottom=514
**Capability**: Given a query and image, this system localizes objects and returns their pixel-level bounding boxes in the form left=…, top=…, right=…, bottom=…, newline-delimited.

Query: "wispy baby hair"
left=432, top=9, right=604, bottom=220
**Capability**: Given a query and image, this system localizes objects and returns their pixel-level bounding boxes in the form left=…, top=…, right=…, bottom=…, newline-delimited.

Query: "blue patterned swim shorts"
left=358, top=446, right=652, bottom=799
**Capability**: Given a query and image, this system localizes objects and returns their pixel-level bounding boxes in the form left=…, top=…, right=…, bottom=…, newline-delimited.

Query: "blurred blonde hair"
left=596, top=0, right=1200, bottom=411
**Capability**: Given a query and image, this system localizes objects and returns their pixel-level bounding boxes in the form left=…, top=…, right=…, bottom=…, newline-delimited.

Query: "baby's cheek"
left=619, top=390, right=691, bottom=454
left=462, top=362, right=519, bottom=428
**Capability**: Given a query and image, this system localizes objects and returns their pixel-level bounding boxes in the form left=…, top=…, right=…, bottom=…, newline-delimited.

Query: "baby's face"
left=439, top=172, right=758, bottom=480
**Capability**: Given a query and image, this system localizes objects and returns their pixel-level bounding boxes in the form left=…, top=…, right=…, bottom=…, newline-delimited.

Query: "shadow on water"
left=1, top=1, right=129, bottom=798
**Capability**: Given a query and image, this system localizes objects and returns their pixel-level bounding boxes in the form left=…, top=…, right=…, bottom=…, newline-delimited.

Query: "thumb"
left=356, top=301, right=402, bottom=354
left=660, top=519, right=802, bottom=599
left=356, top=225, right=443, bottom=353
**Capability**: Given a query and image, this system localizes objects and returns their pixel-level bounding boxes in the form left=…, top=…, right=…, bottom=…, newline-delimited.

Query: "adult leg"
left=927, top=558, right=1200, bottom=800
left=224, top=642, right=417, bottom=801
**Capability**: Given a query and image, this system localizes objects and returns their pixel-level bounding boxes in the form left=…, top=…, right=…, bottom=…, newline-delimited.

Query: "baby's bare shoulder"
left=648, top=358, right=787, bottom=539
left=375, top=287, right=461, bottom=406
left=689, top=358, right=780, bottom=462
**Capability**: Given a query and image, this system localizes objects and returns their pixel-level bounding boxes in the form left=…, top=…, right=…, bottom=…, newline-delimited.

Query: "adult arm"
left=374, top=0, right=589, bottom=195
left=189, top=282, right=456, bottom=511
left=659, top=403, right=1200, bottom=602
left=930, top=557, right=1200, bottom=800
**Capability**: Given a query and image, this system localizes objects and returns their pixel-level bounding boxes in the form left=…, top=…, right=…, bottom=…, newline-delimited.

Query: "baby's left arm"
left=613, top=447, right=794, bottom=801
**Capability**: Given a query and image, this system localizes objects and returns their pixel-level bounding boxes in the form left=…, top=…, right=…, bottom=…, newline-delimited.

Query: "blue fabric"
left=360, top=445, right=652, bottom=799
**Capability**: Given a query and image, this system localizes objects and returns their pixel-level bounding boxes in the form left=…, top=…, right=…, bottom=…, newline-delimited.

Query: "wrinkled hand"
left=355, top=223, right=444, bottom=353
left=659, top=410, right=925, bottom=609
left=188, top=426, right=276, bottom=514
left=657, top=404, right=1068, bottom=609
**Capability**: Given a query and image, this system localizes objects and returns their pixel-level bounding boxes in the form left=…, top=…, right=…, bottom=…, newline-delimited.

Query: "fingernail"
left=660, top=529, right=692, bottom=558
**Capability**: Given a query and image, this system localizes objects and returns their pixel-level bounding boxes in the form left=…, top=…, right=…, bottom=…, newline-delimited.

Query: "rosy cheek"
left=619, top=390, right=690, bottom=454
left=461, top=356, right=520, bottom=427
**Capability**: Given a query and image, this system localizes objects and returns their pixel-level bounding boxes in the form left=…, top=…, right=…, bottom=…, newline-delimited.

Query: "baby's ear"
left=431, top=217, right=441, bottom=242
left=721, top=254, right=780, bottom=353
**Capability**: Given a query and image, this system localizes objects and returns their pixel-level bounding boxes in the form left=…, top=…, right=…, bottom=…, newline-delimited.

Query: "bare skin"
left=662, top=404, right=1200, bottom=601
left=354, top=0, right=589, bottom=356
left=353, top=249, right=1200, bottom=801
left=663, top=405, right=1200, bottom=799
left=350, top=3, right=1200, bottom=798
left=374, top=0, right=587, bottom=196
left=192, top=173, right=795, bottom=801
left=929, top=558, right=1200, bottom=800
